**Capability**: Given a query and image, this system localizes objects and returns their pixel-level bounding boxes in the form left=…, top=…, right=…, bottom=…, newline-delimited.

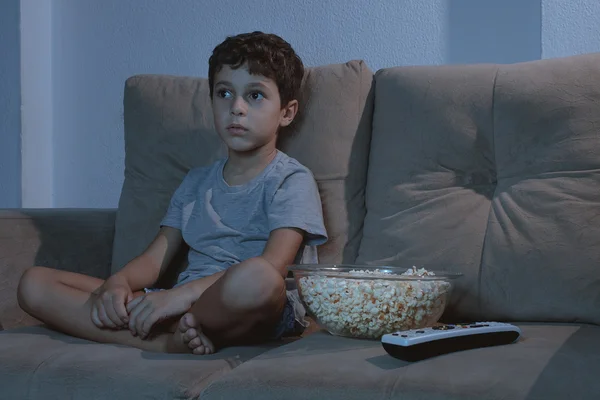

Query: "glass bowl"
left=289, top=264, right=462, bottom=340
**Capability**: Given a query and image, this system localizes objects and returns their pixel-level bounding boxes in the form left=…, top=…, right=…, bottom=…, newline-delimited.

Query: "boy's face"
left=212, top=64, right=297, bottom=155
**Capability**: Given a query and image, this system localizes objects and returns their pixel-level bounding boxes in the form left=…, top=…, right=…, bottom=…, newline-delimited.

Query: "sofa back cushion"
left=359, top=53, right=600, bottom=325
left=111, top=61, right=374, bottom=283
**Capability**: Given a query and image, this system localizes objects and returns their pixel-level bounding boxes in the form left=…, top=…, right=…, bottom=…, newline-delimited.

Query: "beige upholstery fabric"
left=0, top=326, right=275, bottom=399
left=111, top=61, right=374, bottom=284
left=357, top=63, right=498, bottom=319
left=0, top=209, right=115, bottom=330
left=480, top=54, right=600, bottom=324
left=358, top=53, right=600, bottom=325
left=201, top=324, right=600, bottom=400
left=277, top=60, right=374, bottom=264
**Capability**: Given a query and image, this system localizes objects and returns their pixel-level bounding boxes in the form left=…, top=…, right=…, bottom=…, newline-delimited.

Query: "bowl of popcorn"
left=289, top=265, right=462, bottom=340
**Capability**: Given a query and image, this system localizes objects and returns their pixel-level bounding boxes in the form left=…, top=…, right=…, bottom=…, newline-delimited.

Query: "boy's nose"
left=230, top=97, right=247, bottom=116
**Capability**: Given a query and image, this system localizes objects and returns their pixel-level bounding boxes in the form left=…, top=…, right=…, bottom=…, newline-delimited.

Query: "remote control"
left=381, top=322, right=521, bottom=362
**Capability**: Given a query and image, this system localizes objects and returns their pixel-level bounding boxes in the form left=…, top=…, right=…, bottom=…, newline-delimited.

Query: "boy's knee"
left=17, top=266, right=48, bottom=312
left=222, top=258, right=285, bottom=313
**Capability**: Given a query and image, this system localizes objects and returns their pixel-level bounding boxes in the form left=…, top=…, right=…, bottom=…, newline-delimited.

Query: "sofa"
left=1, top=52, right=599, bottom=399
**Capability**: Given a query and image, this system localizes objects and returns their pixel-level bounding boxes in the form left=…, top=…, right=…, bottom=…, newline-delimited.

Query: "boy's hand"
left=91, top=276, right=133, bottom=329
left=126, top=288, right=193, bottom=339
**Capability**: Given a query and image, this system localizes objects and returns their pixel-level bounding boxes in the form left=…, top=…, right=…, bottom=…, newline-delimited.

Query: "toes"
left=178, top=313, right=193, bottom=331
left=183, top=313, right=196, bottom=328
left=193, top=345, right=210, bottom=355
left=178, top=316, right=189, bottom=333
left=198, top=332, right=215, bottom=352
left=182, top=328, right=198, bottom=343
left=188, top=337, right=203, bottom=348
left=187, top=335, right=214, bottom=355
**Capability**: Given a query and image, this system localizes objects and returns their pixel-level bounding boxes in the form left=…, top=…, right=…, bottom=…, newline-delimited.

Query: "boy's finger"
left=90, top=306, right=103, bottom=328
left=126, top=296, right=143, bottom=313
left=105, top=301, right=125, bottom=327
left=98, top=306, right=116, bottom=328
left=141, top=312, right=161, bottom=339
left=128, top=302, right=146, bottom=334
left=127, top=314, right=137, bottom=335
left=115, top=297, right=129, bottom=323
left=138, top=308, right=155, bottom=338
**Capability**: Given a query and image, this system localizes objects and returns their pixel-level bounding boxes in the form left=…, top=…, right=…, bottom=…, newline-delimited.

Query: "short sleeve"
left=160, top=171, right=194, bottom=230
left=268, top=168, right=328, bottom=246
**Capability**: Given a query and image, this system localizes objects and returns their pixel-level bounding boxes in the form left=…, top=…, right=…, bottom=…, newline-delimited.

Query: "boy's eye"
left=249, top=91, right=264, bottom=100
left=218, top=89, right=232, bottom=98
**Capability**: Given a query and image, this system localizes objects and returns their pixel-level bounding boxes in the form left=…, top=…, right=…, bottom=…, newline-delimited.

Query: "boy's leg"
left=17, top=266, right=176, bottom=352
left=184, top=257, right=287, bottom=350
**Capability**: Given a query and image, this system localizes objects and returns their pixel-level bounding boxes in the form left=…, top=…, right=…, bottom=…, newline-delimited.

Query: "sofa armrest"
left=0, top=208, right=116, bottom=330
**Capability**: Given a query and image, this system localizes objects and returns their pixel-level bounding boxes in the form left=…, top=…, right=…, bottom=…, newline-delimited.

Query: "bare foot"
left=176, top=313, right=215, bottom=355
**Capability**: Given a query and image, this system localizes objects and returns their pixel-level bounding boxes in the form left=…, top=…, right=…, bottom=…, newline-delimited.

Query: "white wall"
left=0, top=0, right=21, bottom=208
left=50, top=0, right=454, bottom=208
left=541, top=0, right=600, bottom=58
left=3, top=0, right=600, bottom=208
left=446, top=0, right=541, bottom=63
left=20, top=0, right=54, bottom=208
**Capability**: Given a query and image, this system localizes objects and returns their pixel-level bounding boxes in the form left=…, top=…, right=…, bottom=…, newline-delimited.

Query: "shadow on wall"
left=446, top=0, right=542, bottom=64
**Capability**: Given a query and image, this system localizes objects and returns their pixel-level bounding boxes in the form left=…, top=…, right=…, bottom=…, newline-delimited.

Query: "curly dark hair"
left=208, top=31, right=304, bottom=107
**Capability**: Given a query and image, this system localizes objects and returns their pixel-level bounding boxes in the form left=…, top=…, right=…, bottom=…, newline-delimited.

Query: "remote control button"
left=416, top=330, right=425, bottom=333
left=469, top=324, right=485, bottom=328
left=392, top=333, right=398, bottom=336
left=433, top=325, right=455, bottom=330
left=401, top=334, right=408, bottom=337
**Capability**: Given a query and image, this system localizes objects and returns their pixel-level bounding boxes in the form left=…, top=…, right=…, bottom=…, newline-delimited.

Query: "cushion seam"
left=476, top=67, right=500, bottom=314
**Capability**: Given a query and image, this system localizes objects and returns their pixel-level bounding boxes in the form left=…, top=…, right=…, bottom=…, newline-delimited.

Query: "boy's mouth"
left=227, top=123, right=248, bottom=135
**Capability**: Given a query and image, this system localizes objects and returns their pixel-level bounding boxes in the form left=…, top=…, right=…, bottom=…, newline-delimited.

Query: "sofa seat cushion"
left=0, top=326, right=276, bottom=399
left=201, top=323, right=600, bottom=400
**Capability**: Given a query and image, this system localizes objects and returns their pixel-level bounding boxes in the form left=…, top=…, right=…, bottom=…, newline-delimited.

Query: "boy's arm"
left=260, top=227, right=304, bottom=278
left=176, top=227, right=303, bottom=302
left=110, top=226, right=184, bottom=291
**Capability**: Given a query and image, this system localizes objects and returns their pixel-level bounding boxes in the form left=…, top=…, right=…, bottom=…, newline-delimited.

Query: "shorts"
left=143, top=288, right=309, bottom=340
left=272, top=289, right=309, bottom=339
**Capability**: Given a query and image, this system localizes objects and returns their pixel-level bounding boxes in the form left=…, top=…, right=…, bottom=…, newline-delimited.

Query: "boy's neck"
left=223, top=146, right=278, bottom=186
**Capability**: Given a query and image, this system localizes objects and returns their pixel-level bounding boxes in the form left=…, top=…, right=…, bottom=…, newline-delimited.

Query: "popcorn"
left=297, top=267, right=452, bottom=339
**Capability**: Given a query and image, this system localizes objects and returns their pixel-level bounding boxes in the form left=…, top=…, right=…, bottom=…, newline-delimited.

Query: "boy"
left=17, top=31, right=328, bottom=355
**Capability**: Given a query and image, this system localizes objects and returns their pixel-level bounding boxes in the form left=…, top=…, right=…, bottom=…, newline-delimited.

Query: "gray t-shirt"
left=161, top=150, right=328, bottom=286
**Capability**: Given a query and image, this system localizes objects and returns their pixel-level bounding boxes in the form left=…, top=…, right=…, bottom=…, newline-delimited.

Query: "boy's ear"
left=279, top=99, right=299, bottom=128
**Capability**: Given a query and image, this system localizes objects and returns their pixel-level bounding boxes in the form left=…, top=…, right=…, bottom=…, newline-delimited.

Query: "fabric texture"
left=0, top=209, right=115, bottom=330
left=276, top=60, right=374, bottom=264
left=201, top=324, right=600, bottom=400
left=160, top=150, right=327, bottom=285
left=0, top=326, right=276, bottom=400
left=358, top=52, right=600, bottom=325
